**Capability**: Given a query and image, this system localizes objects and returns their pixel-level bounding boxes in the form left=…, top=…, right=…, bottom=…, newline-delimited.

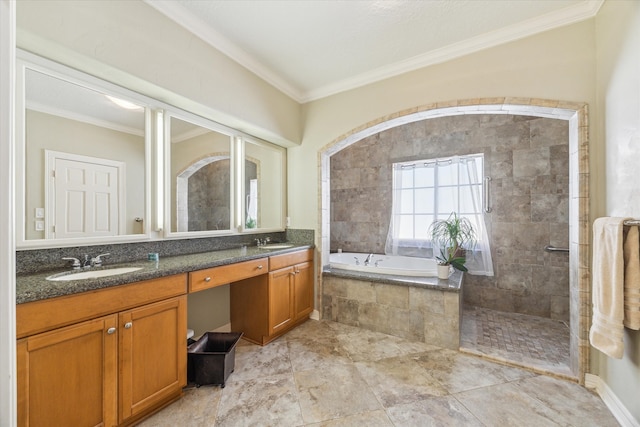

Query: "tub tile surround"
left=322, top=271, right=463, bottom=349
left=318, top=99, right=589, bottom=382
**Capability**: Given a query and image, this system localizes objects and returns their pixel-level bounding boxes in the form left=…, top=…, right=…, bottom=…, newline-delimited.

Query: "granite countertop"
left=17, top=244, right=313, bottom=305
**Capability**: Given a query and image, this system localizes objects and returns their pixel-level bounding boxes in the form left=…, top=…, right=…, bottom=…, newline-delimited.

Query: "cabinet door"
left=119, top=296, right=187, bottom=423
left=17, top=314, right=118, bottom=427
left=268, top=267, right=294, bottom=335
left=293, top=261, right=314, bottom=320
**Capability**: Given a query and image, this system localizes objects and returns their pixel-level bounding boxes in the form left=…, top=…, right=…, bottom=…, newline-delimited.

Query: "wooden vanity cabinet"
left=118, top=296, right=186, bottom=423
left=231, top=249, right=314, bottom=345
left=17, top=314, right=119, bottom=427
left=17, top=274, right=187, bottom=427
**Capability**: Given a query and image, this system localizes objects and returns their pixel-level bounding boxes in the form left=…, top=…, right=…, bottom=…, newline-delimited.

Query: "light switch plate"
left=35, top=220, right=44, bottom=231
left=35, top=207, right=45, bottom=218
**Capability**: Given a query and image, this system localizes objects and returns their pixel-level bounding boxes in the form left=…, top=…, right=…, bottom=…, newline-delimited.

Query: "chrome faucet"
left=90, top=253, right=110, bottom=267
left=62, top=257, right=82, bottom=270
left=364, top=253, right=374, bottom=266
left=62, top=253, right=110, bottom=269
left=255, top=237, right=271, bottom=246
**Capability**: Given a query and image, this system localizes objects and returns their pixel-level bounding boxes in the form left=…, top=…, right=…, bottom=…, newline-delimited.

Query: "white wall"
left=290, top=20, right=599, bottom=231
left=595, top=0, right=640, bottom=422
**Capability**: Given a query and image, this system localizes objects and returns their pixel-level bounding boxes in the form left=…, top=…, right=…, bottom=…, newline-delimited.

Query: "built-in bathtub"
left=323, top=252, right=463, bottom=349
left=329, top=252, right=438, bottom=277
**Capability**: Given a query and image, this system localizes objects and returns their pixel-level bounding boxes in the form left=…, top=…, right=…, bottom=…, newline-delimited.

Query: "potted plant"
left=429, top=212, right=476, bottom=276
left=435, top=247, right=467, bottom=279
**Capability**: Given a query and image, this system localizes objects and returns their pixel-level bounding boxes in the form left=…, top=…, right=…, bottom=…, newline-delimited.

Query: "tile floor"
left=461, top=306, right=572, bottom=378
left=139, top=320, right=618, bottom=427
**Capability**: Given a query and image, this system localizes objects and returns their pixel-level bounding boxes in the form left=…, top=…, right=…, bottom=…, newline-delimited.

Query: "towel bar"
left=624, top=219, right=640, bottom=226
left=544, top=245, right=569, bottom=253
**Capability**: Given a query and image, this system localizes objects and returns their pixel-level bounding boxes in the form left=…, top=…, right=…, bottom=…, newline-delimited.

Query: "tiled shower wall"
left=330, top=114, right=569, bottom=320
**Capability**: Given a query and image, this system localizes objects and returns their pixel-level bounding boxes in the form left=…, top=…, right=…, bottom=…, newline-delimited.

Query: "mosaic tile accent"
left=461, top=305, right=571, bottom=378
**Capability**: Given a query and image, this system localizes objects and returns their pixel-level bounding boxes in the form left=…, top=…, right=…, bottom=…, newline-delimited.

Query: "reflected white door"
left=46, top=151, right=125, bottom=239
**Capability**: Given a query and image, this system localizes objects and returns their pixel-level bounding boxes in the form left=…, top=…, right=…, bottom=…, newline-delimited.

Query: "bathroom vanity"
left=16, top=245, right=314, bottom=426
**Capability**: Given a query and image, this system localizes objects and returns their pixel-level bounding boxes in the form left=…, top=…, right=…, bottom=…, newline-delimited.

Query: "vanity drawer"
left=189, top=257, right=269, bottom=292
left=269, top=249, right=314, bottom=271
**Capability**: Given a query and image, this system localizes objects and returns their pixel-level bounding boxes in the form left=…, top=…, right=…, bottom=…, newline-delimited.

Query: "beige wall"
left=290, top=20, right=598, bottom=231
left=16, top=0, right=302, bottom=147
left=595, top=0, right=640, bottom=422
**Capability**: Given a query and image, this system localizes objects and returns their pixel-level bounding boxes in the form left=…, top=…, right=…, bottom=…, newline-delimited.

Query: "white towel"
left=589, top=217, right=627, bottom=359
left=624, top=225, right=640, bottom=330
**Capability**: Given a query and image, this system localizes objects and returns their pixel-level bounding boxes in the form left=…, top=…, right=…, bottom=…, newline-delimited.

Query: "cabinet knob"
left=107, top=327, right=116, bottom=335
left=204, top=277, right=211, bottom=282
left=257, top=265, right=263, bottom=270
left=124, top=322, right=133, bottom=329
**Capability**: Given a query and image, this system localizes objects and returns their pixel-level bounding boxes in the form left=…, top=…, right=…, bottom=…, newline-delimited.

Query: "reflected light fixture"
left=105, top=94, right=143, bottom=110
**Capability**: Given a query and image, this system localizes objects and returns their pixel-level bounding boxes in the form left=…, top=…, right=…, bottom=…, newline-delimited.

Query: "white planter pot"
left=437, top=264, right=451, bottom=280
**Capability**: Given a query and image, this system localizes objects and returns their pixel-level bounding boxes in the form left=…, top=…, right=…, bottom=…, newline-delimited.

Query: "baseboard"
left=585, top=373, right=639, bottom=427
left=310, top=309, right=320, bottom=321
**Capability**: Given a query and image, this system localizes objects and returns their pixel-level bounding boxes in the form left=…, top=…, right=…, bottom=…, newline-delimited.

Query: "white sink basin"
left=258, top=244, right=295, bottom=250
left=46, top=267, right=143, bottom=281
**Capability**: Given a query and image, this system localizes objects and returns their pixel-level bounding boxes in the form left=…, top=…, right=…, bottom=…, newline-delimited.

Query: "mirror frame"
left=16, top=50, right=153, bottom=249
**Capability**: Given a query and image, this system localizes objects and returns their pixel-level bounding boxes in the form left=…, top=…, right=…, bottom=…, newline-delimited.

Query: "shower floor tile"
left=461, top=306, right=572, bottom=378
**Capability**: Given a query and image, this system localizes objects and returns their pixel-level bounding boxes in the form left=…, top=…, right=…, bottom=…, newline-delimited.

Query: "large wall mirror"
left=16, top=52, right=151, bottom=248
left=16, top=51, right=287, bottom=248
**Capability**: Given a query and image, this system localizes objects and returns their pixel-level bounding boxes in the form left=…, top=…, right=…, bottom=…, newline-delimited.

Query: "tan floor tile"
left=306, top=410, right=392, bottom=427
left=355, top=355, right=448, bottom=407
left=415, top=348, right=534, bottom=394
left=215, top=373, right=303, bottom=427
left=142, top=320, right=619, bottom=427
left=295, top=363, right=382, bottom=424
left=455, top=382, right=567, bottom=427
left=386, top=396, right=484, bottom=426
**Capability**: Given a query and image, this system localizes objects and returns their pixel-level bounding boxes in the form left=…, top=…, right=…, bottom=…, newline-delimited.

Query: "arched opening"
left=176, top=154, right=230, bottom=232
left=318, top=98, right=589, bottom=382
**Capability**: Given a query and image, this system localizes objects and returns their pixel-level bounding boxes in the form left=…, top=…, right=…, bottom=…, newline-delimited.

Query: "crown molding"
left=146, top=0, right=604, bottom=104
left=301, top=0, right=604, bottom=102
left=144, top=0, right=305, bottom=102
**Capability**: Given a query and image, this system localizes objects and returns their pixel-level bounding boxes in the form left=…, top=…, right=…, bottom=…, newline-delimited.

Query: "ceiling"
left=147, top=0, right=603, bottom=103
